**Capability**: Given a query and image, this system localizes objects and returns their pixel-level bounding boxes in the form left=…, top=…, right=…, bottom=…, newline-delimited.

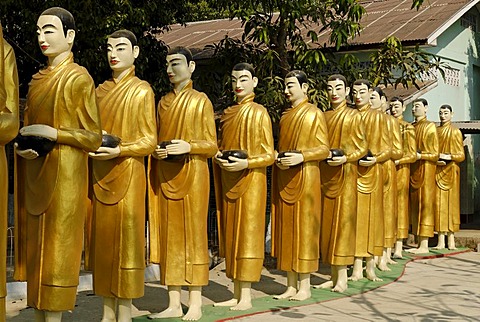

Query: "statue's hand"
left=279, top=152, right=304, bottom=167
left=437, top=160, right=447, bottom=166
left=394, top=159, right=400, bottom=166
left=439, top=153, right=452, bottom=161
left=359, top=156, right=376, bottom=167
left=20, top=124, right=58, bottom=141
left=14, top=143, right=39, bottom=160
left=223, top=156, right=248, bottom=172
left=416, top=152, right=422, bottom=160
left=167, top=139, right=191, bottom=155
left=214, top=151, right=229, bottom=169
left=327, top=155, right=347, bottom=166
left=89, top=146, right=121, bottom=160
left=152, top=146, right=168, bottom=160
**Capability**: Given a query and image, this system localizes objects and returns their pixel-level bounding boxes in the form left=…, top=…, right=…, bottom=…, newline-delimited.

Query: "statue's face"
left=412, top=101, right=427, bottom=118
left=369, top=91, right=383, bottom=110
left=36, top=15, right=71, bottom=57
left=284, top=76, right=306, bottom=105
left=326, top=79, right=349, bottom=106
left=166, top=53, right=192, bottom=85
left=107, top=37, right=137, bottom=72
left=390, top=100, right=405, bottom=118
left=352, top=83, right=370, bottom=108
left=231, top=69, right=257, bottom=100
left=439, top=107, right=452, bottom=123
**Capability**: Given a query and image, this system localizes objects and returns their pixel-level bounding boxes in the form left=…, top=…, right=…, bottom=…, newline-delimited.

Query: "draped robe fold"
left=320, top=102, right=367, bottom=266
left=149, top=81, right=217, bottom=286
left=395, top=117, right=416, bottom=239
left=1, top=30, right=19, bottom=313
left=355, top=106, right=390, bottom=257
left=91, top=67, right=156, bottom=299
left=16, top=53, right=102, bottom=311
left=383, top=114, right=402, bottom=247
left=213, top=93, right=274, bottom=281
left=410, top=117, right=439, bottom=237
left=435, top=121, right=464, bottom=233
left=271, top=100, right=329, bottom=273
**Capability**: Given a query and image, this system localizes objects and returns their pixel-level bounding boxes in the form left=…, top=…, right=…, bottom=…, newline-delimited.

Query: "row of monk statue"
left=0, top=6, right=465, bottom=322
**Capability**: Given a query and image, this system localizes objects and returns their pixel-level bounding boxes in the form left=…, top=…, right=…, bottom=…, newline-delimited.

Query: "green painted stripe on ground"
left=134, top=248, right=469, bottom=321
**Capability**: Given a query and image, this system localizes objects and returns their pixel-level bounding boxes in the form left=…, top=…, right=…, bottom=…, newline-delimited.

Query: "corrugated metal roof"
left=381, top=80, right=438, bottom=105
left=157, top=0, right=478, bottom=50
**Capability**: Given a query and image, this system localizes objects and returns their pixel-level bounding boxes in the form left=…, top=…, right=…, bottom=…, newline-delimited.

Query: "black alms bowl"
left=101, top=134, right=121, bottom=148
left=360, top=149, right=374, bottom=161
left=326, top=148, right=344, bottom=160
left=218, top=150, right=248, bottom=163
left=159, top=140, right=187, bottom=161
left=15, top=134, right=56, bottom=157
left=277, top=150, right=300, bottom=159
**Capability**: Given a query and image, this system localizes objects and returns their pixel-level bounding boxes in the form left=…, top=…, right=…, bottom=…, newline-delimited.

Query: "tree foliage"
left=205, top=0, right=446, bottom=121
left=0, top=0, right=222, bottom=97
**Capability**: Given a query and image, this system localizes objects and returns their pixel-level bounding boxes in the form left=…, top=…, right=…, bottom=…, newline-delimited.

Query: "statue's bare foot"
left=273, top=287, right=296, bottom=299
left=148, top=307, right=183, bottom=319
left=432, top=245, right=446, bottom=250
left=182, top=305, right=201, bottom=321
left=313, top=280, right=333, bottom=289
left=101, top=319, right=116, bottom=322
left=448, top=246, right=457, bottom=250
left=366, top=271, right=383, bottom=282
left=386, top=258, right=397, bottom=265
left=289, top=289, right=311, bottom=301
left=392, top=252, right=403, bottom=259
left=230, top=300, right=252, bottom=311
left=214, top=299, right=238, bottom=307
left=348, top=273, right=363, bottom=281
left=332, top=281, right=347, bottom=293
left=377, top=262, right=391, bottom=271
left=406, top=247, right=429, bottom=254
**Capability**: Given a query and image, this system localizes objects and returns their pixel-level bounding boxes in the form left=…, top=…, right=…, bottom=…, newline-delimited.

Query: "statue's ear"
left=188, top=60, right=196, bottom=74
left=301, top=82, right=309, bottom=94
left=66, top=29, right=75, bottom=45
left=133, top=45, right=140, bottom=59
left=252, top=76, right=258, bottom=88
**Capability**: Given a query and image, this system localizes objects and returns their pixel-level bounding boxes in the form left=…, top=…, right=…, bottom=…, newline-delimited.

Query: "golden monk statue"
left=213, top=63, right=274, bottom=310
left=314, top=75, right=367, bottom=293
left=349, top=80, right=390, bottom=282
left=389, top=97, right=417, bottom=258
left=407, top=98, right=439, bottom=254
left=88, top=30, right=157, bottom=322
left=149, top=46, right=217, bottom=321
left=0, top=23, right=19, bottom=319
left=433, top=105, right=464, bottom=250
left=271, top=70, right=329, bottom=301
left=15, top=7, right=102, bottom=322
left=370, top=87, right=402, bottom=271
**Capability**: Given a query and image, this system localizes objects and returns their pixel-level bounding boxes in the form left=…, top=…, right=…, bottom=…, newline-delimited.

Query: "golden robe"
left=91, top=67, right=156, bottom=299
left=383, top=115, right=402, bottom=247
left=395, top=117, right=416, bottom=239
left=149, top=81, right=216, bottom=286
left=320, top=101, right=367, bottom=266
left=16, top=53, right=102, bottom=311
left=410, top=117, right=439, bottom=237
left=271, top=99, right=329, bottom=274
left=356, top=106, right=390, bottom=257
left=435, top=121, right=464, bottom=233
left=214, top=93, right=274, bottom=282
left=1, top=29, right=19, bottom=315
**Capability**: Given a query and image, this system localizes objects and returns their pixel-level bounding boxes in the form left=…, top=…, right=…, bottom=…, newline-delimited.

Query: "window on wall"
left=461, top=12, right=477, bottom=32
left=444, top=68, right=460, bottom=87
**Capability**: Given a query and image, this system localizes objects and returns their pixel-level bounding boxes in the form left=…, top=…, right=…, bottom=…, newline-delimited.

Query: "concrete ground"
left=6, top=249, right=480, bottom=321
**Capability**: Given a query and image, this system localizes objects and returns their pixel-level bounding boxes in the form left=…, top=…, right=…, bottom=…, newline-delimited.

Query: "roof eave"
left=426, top=0, right=480, bottom=45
